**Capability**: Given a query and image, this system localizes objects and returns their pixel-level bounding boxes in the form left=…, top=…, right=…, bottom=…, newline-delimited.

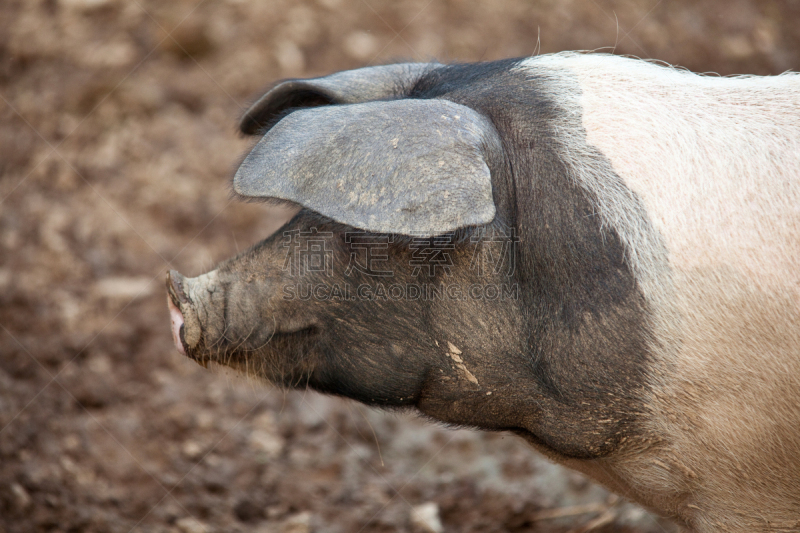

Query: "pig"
left=166, top=53, right=800, bottom=532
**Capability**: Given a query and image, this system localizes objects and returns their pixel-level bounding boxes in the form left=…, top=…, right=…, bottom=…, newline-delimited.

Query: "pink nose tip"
left=167, top=295, right=186, bottom=355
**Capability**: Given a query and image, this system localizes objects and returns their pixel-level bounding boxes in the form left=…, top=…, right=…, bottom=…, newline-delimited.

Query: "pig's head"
left=166, top=62, right=526, bottom=408
left=166, top=60, right=651, bottom=460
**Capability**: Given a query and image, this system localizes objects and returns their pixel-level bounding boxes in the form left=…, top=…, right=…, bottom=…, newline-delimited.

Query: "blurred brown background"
left=1, top=1, right=798, bottom=532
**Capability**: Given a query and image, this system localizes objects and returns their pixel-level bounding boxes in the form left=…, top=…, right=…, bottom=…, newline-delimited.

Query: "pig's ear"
left=233, top=99, right=502, bottom=237
left=239, top=63, right=439, bottom=135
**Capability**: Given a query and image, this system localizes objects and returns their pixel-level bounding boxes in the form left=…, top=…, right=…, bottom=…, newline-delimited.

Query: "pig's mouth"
left=165, top=269, right=321, bottom=379
left=166, top=270, right=210, bottom=368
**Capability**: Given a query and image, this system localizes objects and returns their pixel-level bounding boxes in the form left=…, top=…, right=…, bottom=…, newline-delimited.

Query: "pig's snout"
left=166, top=269, right=209, bottom=361
left=166, top=269, right=225, bottom=367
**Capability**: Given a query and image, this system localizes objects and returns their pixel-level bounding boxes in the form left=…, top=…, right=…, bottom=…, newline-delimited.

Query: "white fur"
left=518, top=53, right=800, bottom=532
left=522, top=52, right=800, bottom=293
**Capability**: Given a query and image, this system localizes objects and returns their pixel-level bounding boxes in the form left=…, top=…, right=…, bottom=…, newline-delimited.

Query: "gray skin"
left=167, top=59, right=651, bottom=467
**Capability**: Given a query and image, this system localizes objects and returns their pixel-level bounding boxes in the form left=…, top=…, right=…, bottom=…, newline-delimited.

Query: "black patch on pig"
left=401, top=59, right=655, bottom=458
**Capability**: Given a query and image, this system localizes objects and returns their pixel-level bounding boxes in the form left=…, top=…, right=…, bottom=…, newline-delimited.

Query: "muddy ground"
left=1, top=0, right=798, bottom=532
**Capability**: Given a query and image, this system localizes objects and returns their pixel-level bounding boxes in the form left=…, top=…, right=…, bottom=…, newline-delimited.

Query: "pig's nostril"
left=166, top=271, right=190, bottom=356
left=167, top=294, right=186, bottom=356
